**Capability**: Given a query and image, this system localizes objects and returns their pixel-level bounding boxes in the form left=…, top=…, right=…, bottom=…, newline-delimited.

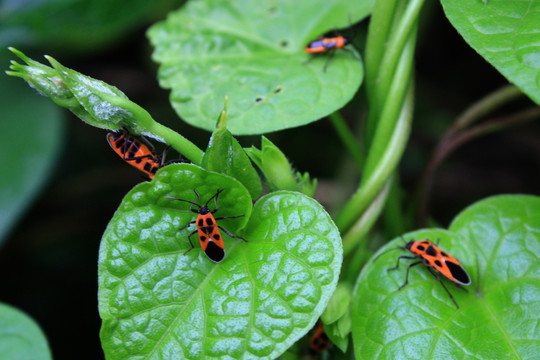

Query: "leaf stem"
left=329, top=112, right=364, bottom=169
left=415, top=105, right=540, bottom=226
left=342, top=178, right=392, bottom=256
left=451, top=107, right=540, bottom=148
left=103, top=95, right=204, bottom=164
left=364, top=0, right=399, bottom=98
left=372, top=0, right=425, bottom=113
left=382, top=175, right=407, bottom=238
left=362, top=29, right=417, bottom=181
left=337, top=0, right=422, bottom=235
left=148, top=122, right=204, bottom=165
left=364, top=0, right=424, bottom=145
left=452, top=85, right=523, bottom=131
left=337, top=84, right=414, bottom=233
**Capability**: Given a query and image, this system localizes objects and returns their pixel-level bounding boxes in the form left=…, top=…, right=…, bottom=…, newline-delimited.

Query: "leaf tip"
left=7, top=47, right=26, bottom=62
left=216, top=96, right=229, bottom=129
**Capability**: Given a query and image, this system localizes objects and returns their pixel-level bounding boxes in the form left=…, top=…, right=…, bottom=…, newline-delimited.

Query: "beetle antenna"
left=165, top=196, right=200, bottom=208
left=205, top=188, right=224, bottom=207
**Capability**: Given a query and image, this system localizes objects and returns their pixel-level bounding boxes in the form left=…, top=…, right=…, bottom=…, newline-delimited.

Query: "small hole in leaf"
left=267, top=6, right=277, bottom=14
left=255, top=97, right=264, bottom=103
left=274, top=87, right=282, bottom=94
left=280, top=40, right=289, bottom=47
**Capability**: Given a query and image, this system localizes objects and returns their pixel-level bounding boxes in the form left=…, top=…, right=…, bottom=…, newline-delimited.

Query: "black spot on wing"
left=205, top=241, right=225, bottom=263
left=425, top=245, right=437, bottom=256
left=446, top=260, right=471, bottom=285
left=201, top=226, right=213, bottom=235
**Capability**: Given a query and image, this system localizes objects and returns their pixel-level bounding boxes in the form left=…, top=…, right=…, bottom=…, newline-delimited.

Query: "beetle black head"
left=198, top=206, right=211, bottom=215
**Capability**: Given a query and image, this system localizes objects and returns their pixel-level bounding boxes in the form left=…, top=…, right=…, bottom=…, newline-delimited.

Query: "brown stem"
left=415, top=106, right=540, bottom=227
left=452, top=85, right=523, bottom=131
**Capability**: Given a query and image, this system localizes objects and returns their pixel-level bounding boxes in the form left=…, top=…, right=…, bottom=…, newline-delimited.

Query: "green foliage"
left=0, top=302, right=52, bottom=360
left=352, top=195, right=540, bottom=359
left=4, top=0, right=540, bottom=358
left=6, top=48, right=204, bottom=164
left=321, top=284, right=350, bottom=325
left=0, top=0, right=180, bottom=53
left=246, top=137, right=317, bottom=197
left=147, top=0, right=373, bottom=134
left=201, top=100, right=262, bottom=200
left=0, top=63, right=63, bottom=246
left=247, top=137, right=297, bottom=192
left=441, top=0, right=540, bottom=105
left=7, top=48, right=137, bottom=130
left=321, top=284, right=352, bottom=352
left=98, top=164, right=342, bottom=359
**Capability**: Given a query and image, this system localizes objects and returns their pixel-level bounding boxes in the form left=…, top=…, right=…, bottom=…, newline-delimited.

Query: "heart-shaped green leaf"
left=0, top=302, right=52, bottom=360
left=147, top=0, right=373, bottom=135
left=98, top=164, right=342, bottom=359
left=352, top=195, right=540, bottom=359
left=441, top=0, right=540, bottom=105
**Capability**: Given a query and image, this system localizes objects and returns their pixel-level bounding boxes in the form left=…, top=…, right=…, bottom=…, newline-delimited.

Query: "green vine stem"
left=338, top=83, right=414, bottom=234
left=337, top=19, right=418, bottom=235
left=361, top=30, right=417, bottom=181
left=335, top=0, right=423, bottom=243
left=329, top=112, right=364, bottom=169
left=382, top=175, right=407, bottom=238
left=342, top=177, right=392, bottom=256
left=336, top=0, right=423, bottom=237
left=102, top=95, right=204, bottom=165
left=370, top=0, right=425, bottom=117
left=364, top=0, right=399, bottom=99
left=364, top=0, right=425, bottom=147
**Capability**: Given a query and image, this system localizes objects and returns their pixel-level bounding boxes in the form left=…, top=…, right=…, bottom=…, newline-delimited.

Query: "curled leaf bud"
left=246, top=136, right=317, bottom=196
left=6, top=47, right=152, bottom=132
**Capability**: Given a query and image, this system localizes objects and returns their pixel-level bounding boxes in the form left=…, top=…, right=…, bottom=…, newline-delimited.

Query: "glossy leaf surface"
left=353, top=195, right=540, bottom=359
left=148, top=0, right=373, bottom=134
left=98, top=164, right=342, bottom=359
left=442, top=0, right=540, bottom=104
left=202, top=120, right=262, bottom=200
